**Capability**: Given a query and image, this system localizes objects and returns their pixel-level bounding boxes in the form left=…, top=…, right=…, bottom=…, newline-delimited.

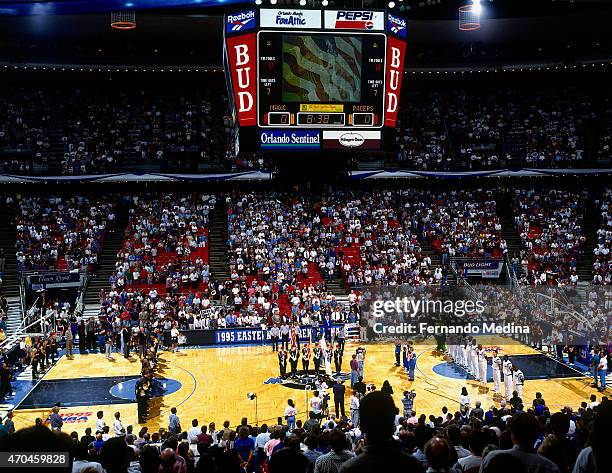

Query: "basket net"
left=458, top=5, right=480, bottom=31
left=111, top=11, right=136, bottom=30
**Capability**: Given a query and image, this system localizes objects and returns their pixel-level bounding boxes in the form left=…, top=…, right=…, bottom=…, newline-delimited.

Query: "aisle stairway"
left=208, top=198, right=231, bottom=281
left=576, top=195, right=600, bottom=282
left=0, top=202, right=22, bottom=333
left=81, top=203, right=130, bottom=311
left=497, top=191, right=524, bottom=278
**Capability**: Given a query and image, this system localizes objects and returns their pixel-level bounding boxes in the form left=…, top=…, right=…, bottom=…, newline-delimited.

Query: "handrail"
left=18, top=273, right=26, bottom=320
left=0, top=312, right=52, bottom=351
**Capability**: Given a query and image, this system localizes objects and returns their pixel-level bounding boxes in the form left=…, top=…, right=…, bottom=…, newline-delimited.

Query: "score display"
left=224, top=8, right=407, bottom=152
left=258, top=31, right=386, bottom=129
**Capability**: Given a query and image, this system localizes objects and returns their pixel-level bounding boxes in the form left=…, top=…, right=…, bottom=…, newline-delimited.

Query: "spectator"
left=480, top=413, right=560, bottom=473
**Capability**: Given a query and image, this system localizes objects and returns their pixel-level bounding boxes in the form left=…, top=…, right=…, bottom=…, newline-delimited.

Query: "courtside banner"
left=324, top=10, right=384, bottom=30
left=225, top=10, right=256, bottom=35
left=225, top=33, right=257, bottom=126
left=214, top=324, right=345, bottom=345
left=322, top=130, right=381, bottom=150
left=260, top=9, right=322, bottom=29
left=384, top=35, right=406, bottom=127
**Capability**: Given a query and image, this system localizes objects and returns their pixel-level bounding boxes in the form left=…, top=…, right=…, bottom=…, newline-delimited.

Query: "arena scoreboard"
left=224, top=8, right=407, bottom=152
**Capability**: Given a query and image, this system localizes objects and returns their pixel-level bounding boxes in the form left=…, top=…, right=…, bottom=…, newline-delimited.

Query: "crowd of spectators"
left=392, top=87, right=611, bottom=171
left=3, top=85, right=612, bottom=175
left=446, top=90, right=511, bottom=170
left=513, top=188, right=588, bottom=285
left=597, top=96, right=612, bottom=164
left=316, top=191, right=432, bottom=287
left=401, top=189, right=504, bottom=262
left=522, top=90, right=590, bottom=168
left=0, top=89, right=53, bottom=174
left=592, top=188, right=612, bottom=285
left=227, top=193, right=327, bottom=287
left=101, top=192, right=357, bottom=334
left=15, top=196, right=116, bottom=273
left=395, top=92, right=452, bottom=170
left=111, top=194, right=214, bottom=295
left=0, top=88, right=217, bottom=175
left=2, top=387, right=609, bottom=473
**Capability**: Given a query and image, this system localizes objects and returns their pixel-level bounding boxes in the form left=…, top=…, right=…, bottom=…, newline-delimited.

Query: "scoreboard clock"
left=224, top=8, right=407, bottom=152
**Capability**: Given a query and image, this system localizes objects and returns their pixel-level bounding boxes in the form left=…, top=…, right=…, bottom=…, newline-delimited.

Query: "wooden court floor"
left=13, top=338, right=600, bottom=435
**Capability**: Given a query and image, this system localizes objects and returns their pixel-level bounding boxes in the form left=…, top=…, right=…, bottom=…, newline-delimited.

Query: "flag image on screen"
left=282, top=35, right=362, bottom=103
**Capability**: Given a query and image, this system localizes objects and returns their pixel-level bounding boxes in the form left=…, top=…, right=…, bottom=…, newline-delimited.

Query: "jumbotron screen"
left=282, top=34, right=363, bottom=103
left=259, top=31, right=385, bottom=129
left=224, top=8, right=407, bottom=152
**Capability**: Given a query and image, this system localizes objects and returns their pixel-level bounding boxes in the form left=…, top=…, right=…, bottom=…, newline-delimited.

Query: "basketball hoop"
left=111, top=11, right=136, bottom=30
left=458, top=5, right=480, bottom=31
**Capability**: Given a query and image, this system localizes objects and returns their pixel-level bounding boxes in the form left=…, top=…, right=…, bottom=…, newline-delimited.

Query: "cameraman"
left=401, top=390, right=416, bottom=419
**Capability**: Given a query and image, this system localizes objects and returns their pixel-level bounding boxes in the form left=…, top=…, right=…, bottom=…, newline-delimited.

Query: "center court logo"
left=264, top=372, right=351, bottom=390
left=226, top=10, right=256, bottom=33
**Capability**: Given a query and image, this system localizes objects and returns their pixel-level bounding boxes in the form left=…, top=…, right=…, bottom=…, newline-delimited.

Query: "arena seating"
left=15, top=196, right=115, bottom=273
left=522, top=89, right=590, bottom=168
left=392, top=87, right=609, bottom=170
left=2, top=85, right=612, bottom=174
left=402, top=189, right=504, bottom=261
left=1, top=88, right=216, bottom=174
left=513, top=188, right=588, bottom=285
left=110, top=194, right=214, bottom=296
left=592, top=188, right=611, bottom=285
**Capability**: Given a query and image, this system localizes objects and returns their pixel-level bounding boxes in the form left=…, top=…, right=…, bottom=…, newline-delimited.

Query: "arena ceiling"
left=0, top=1, right=610, bottom=65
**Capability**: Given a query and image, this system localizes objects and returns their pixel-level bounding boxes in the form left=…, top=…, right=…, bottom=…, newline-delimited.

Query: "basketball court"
left=10, top=337, right=596, bottom=435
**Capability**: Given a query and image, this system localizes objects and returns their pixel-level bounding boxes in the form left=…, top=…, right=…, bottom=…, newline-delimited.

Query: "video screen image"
left=282, top=35, right=362, bottom=103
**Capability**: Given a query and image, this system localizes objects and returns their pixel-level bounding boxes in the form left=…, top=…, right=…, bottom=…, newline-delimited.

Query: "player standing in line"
left=502, top=355, right=513, bottom=400
left=492, top=350, right=502, bottom=395
left=477, top=344, right=488, bottom=384
left=513, top=365, right=525, bottom=399
left=460, top=337, right=468, bottom=369
left=470, top=340, right=480, bottom=380
left=407, top=346, right=417, bottom=382
left=465, top=339, right=473, bottom=376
